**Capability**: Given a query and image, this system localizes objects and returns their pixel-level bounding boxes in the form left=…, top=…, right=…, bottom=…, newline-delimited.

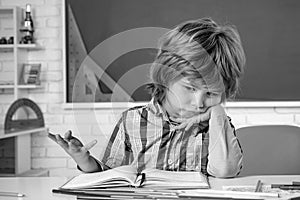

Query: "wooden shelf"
left=17, top=43, right=41, bottom=50
left=0, top=127, right=47, bottom=139
left=0, top=84, right=14, bottom=89
left=17, top=84, right=42, bottom=89
left=0, top=45, right=14, bottom=52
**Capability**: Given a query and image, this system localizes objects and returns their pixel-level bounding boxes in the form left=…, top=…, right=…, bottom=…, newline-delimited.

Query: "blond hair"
left=148, top=17, right=246, bottom=103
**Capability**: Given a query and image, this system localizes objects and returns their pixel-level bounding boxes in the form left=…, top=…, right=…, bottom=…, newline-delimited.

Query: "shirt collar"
left=147, top=98, right=169, bottom=120
left=147, top=98, right=179, bottom=125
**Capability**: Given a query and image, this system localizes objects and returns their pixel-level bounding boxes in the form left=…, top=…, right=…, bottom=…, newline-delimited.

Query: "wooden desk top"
left=0, top=175, right=299, bottom=200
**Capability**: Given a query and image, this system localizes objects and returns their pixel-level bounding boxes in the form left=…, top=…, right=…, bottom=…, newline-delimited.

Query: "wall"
left=0, top=0, right=300, bottom=178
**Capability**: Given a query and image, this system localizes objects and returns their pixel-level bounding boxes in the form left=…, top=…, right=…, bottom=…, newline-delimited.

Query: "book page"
left=141, top=168, right=209, bottom=189
left=61, top=165, right=138, bottom=189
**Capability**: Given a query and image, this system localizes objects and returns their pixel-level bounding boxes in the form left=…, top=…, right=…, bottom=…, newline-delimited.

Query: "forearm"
left=75, top=154, right=103, bottom=173
left=207, top=107, right=243, bottom=178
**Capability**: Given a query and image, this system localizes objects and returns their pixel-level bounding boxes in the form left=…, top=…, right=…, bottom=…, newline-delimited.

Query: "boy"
left=50, top=17, right=245, bottom=178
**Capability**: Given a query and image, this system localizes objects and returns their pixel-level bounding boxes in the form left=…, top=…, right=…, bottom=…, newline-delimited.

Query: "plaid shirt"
left=101, top=99, right=242, bottom=175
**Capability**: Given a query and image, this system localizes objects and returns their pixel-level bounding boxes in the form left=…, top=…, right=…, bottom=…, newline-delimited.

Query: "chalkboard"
left=65, top=0, right=300, bottom=103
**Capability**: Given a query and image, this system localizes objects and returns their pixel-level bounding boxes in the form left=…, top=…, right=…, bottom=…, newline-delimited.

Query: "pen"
left=255, top=180, right=262, bottom=192
left=48, top=131, right=111, bottom=170
left=292, top=181, right=300, bottom=186
left=0, top=191, right=25, bottom=197
left=279, top=186, right=300, bottom=190
left=272, top=184, right=300, bottom=188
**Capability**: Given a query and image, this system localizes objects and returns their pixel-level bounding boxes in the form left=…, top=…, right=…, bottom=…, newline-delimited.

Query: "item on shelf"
left=19, top=4, right=34, bottom=44
left=4, top=98, right=44, bottom=133
left=0, top=37, right=7, bottom=44
left=0, top=81, right=14, bottom=85
left=21, top=63, right=41, bottom=85
left=7, top=36, right=14, bottom=44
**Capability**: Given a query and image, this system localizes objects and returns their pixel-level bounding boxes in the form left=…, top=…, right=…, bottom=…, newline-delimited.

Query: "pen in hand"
left=0, top=191, right=25, bottom=197
left=255, top=180, right=263, bottom=192
left=48, top=131, right=110, bottom=170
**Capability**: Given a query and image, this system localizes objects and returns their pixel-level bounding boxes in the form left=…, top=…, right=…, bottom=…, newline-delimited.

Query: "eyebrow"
left=181, top=79, right=223, bottom=94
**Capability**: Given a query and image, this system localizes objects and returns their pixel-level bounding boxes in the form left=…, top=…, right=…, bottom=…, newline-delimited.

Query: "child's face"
left=163, top=77, right=222, bottom=119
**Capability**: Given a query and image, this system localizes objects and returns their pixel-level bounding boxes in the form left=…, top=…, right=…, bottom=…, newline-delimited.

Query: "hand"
left=48, top=130, right=97, bottom=162
left=171, top=107, right=212, bottom=131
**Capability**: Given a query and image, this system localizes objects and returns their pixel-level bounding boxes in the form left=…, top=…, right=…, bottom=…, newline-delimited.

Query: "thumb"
left=82, top=140, right=97, bottom=151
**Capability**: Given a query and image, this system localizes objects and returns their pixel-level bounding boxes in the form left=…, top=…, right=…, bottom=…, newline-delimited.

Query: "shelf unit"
left=0, top=7, right=45, bottom=176
left=0, top=127, right=48, bottom=176
left=0, top=6, right=41, bottom=99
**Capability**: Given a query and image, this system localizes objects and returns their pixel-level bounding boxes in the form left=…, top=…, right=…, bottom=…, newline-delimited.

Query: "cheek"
left=205, top=96, right=222, bottom=107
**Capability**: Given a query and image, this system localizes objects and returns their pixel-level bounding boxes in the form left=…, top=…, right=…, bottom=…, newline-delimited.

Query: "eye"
left=206, top=92, right=218, bottom=97
left=184, top=86, right=196, bottom=91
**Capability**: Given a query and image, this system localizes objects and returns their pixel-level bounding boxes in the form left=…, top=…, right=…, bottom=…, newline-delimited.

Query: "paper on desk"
left=223, top=185, right=300, bottom=199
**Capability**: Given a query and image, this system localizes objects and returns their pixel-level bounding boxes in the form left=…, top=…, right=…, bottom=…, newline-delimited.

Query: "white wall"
left=1, top=0, right=300, bottom=177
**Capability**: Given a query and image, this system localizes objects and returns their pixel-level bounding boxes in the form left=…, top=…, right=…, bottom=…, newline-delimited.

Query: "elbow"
left=207, top=157, right=243, bottom=178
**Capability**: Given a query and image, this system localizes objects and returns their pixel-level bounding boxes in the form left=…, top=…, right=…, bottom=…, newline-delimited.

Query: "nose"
left=191, top=91, right=205, bottom=109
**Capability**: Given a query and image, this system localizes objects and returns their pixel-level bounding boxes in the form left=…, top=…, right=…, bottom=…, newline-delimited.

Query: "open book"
left=58, top=165, right=209, bottom=190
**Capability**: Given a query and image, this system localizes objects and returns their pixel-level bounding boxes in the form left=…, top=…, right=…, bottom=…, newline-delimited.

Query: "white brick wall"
left=0, top=0, right=300, bottom=177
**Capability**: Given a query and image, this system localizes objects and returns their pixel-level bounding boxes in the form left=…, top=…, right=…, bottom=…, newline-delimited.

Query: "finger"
left=55, top=134, right=69, bottom=149
left=64, top=130, right=73, bottom=141
left=185, top=122, right=194, bottom=131
left=170, top=117, right=185, bottom=123
left=69, top=139, right=82, bottom=151
left=82, top=140, right=97, bottom=152
left=174, top=123, right=187, bottom=130
left=48, top=132, right=57, bottom=141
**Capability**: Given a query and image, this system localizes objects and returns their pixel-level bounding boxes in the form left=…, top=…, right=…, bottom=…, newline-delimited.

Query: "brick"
left=32, top=158, right=67, bottom=168
left=0, top=52, right=13, bottom=61
left=48, top=81, right=63, bottom=92
left=40, top=71, right=62, bottom=82
left=34, top=17, right=47, bottom=28
left=1, top=0, right=45, bottom=6
left=47, top=103, right=63, bottom=114
left=28, top=92, right=63, bottom=104
left=46, top=17, right=61, bottom=27
left=67, top=158, right=77, bottom=169
left=35, top=6, right=60, bottom=17
left=46, top=146, right=67, bottom=157
left=35, top=27, right=60, bottom=38
left=45, top=0, right=62, bottom=5
left=44, top=114, right=64, bottom=124
left=32, top=135, right=57, bottom=147
left=47, top=61, right=62, bottom=71
left=0, top=72, right=13, bottom=82
left=31, top=147, right=46, bottom=157
left=0, top=95, right=14, bottom=104
left=28, top=49, right=62, bottom=61
left=2, top=61, right=14, bottom=72
left=43, top=38, right=61, bottom=49
left=47, top=124, right=92, bottom=136
left=49, top=168, right=81, bottom=178
left=63, top=113, right=110, bottom=125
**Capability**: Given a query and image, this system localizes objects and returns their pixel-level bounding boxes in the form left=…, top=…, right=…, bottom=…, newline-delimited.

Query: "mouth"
left=178, top=110, right=205, bottom=118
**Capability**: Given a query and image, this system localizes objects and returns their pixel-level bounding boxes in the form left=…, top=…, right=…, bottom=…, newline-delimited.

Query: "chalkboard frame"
left=62, top=0, right=300, bottom=108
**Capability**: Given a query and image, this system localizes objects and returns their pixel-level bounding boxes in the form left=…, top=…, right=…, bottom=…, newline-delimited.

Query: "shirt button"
left=168, top=159, right=173, bottom=165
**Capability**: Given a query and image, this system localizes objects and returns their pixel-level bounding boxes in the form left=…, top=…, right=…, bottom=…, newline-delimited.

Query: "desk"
left=0, top=175, right=299, bottom=200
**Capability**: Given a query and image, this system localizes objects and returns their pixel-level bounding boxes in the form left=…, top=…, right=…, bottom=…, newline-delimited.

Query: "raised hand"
left=48, top=130, right=97, bottom=162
